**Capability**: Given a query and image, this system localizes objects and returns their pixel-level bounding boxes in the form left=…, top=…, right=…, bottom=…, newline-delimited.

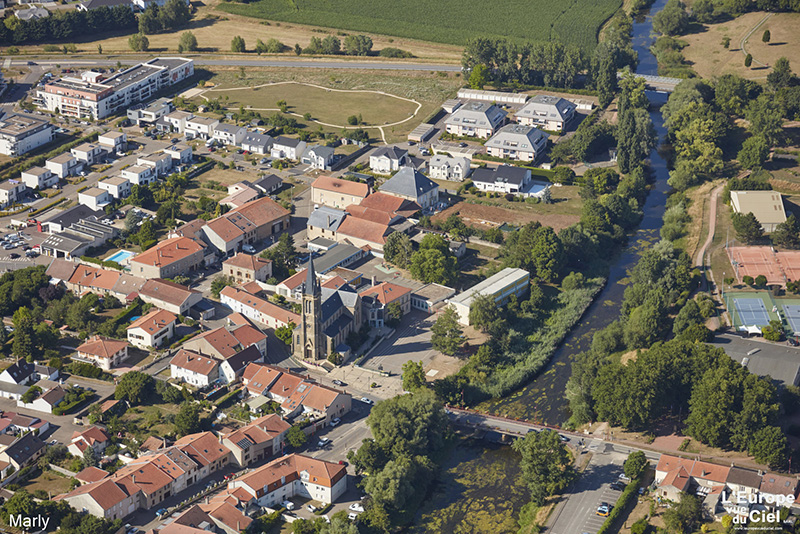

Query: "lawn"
left=203, top=82, right=420, bottom=128
left=218, top=0, right=621, bottom=50
left=197, top=67, right=463, bottom=144
left=122, top=403, right=181, bottom=437
left=21, top=468, right=73, bottom=497
left=411, top=439, right=529, bottom=533
left=680, top=11, right=800, bottom=81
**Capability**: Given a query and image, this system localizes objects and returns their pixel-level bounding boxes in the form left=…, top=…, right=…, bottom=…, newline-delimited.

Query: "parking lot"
left=548, top=440, right=657, bottom=534
left=361, top=310, right=436, bottom=375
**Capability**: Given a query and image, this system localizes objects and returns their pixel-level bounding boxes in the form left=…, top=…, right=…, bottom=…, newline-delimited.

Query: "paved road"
left=10, top=57, right=462, bottom=72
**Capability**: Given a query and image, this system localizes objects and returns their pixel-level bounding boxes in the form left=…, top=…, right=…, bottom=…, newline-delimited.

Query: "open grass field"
left=680, top=11, right=800, bottom=80
left=21, top=469, right=73, bottom=497
left=25, top=0, right=461, bottom=61
left=199, top=66, right=463, bottom=143
left=203, top=82, right=419, bottom=127
left=217, top=0, right=621, bottom=50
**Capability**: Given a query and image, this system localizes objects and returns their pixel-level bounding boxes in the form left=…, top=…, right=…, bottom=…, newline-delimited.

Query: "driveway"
left=360, top=310, right=436, bottom=376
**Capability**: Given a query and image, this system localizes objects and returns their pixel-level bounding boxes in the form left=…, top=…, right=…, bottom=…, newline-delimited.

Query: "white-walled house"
left=301, top=145, right=335, bottom=171
left=484, top=124, right=549, bottom=162
left=242, top=132, right=273, bottom=154
left=212, top=124, right=246, bottom=146
left=369, top=146, right=408, bottom=174
left=98, top=176, right=131, bottom=199
left=121, top=165, right=155, bottom=186
left=21, top=167, right=58, bottom=190
left=78, top=187, right=112, bottom=211
left=270, top=136, right=306, bottom=161
left=428, top=155, right=471, bottom=181
left=98, top=131, right=127, bottom=153
left=170, top=349, right=220, bottom=388
left=127, top=309, right=177, bottom=349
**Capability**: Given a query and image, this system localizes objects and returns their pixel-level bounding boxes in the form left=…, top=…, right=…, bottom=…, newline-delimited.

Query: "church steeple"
left=304, top=256, right=320, bottom=297
left=295, top=256, right=325, bottom=361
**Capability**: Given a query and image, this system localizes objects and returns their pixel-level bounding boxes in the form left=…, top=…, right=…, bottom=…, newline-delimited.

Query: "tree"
left=383, top=232, right=413, bottom=268
left=275, top=322, right=296, bottom=345
left=367, top=388, right=449, bottom=458
left=128, top=32, right=149, bottom=52
left=320, top=513, right=359, bottom=534
left=431, top=307, right=463, bottom=356
left=401, top=360, right=426, bottom=392
left=673, top=299, right=704, bottom=335
left=231, top=36, right=245, bottom=53
left=745, top=53, right=753, bottom=67
left=114, top=371, right=154, bottom=406
left=285, top=425, right=307, bottom=448
left=512, top=430, right=575, bottom=505
left=722, top=36, right=730, bottom=49
left=652, top=0, right=689, bottom=36
left=320, top=35, right=340, bottom=55
left=82, top=446, right=98, bottom=468
left=157, top=0, right=191, bottom=30
left=178, top=31, right=197, bottom=52
left=692, top=0, right=714, bottom=22
left=664, top=493, right=703, bottom=534
left=746, top=94, right=783, bottom=146
left=749, top=425, right=788, bottom=469
left=409, top=249, right=457, bottom=286
left=136, top=219, right=156, bottom=246
left=762, top=29, right=771, bottom=44
left=731, top=212, right=764, bottom=244
left=20, top=385, right=41, bottom=404
left=175, top=401, right=201, bottom=436
left=623, top=450, right=648, bottom=480
left=210, top=275, right=235, bottom=298
left=12, top=306, right=35, bottom=362
left=737, top=135, right=770, bottom=170
left=767, top=57, right=794, bottom=91
left=386, top=301, right=403, bottom=327
left=469, top=64, right=488, bottom=89
left=343, top=34, right=372, bottom=56
left=327, top=351, right=342, bottom=365
left=255, top=39, right=267, bottom=55
left=772, top=215, right=800, bottom=249
left=468, top=293, right=501, bottom=333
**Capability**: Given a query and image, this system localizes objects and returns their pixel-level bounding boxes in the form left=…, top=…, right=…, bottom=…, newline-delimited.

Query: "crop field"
left=218, top=0, right=622, bottom=49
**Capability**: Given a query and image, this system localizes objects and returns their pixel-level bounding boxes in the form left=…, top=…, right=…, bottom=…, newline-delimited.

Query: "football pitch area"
left=218, top=0, right=622, bottom=50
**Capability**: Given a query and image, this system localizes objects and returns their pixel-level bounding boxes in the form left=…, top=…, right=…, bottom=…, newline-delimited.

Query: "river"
left=483, top=0, right=674, bottom=425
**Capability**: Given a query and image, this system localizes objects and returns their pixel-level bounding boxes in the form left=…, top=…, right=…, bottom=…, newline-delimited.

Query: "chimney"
left=371, top=276, right=376, bottom=287
left=132, top=474, right=136, bottom=484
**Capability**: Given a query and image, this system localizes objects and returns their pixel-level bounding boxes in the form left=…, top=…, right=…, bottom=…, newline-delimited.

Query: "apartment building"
left=0, top=114, right=54, bottom=156
left=130, top=236, right=204, bottom=279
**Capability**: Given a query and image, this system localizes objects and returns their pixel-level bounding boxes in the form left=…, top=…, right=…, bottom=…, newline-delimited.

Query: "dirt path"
left=695, top=183, right=725, bottom=269
left=740, top=12, right=773, bottom=67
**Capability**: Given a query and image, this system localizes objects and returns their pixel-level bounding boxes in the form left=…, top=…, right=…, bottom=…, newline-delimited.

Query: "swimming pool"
left=106, top=250, right=135, bottom=263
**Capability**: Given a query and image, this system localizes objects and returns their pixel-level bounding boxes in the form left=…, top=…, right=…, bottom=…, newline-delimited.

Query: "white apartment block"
left=0, top=114, right=55, bottom=156
left=37, top=58, right=194, bottom=120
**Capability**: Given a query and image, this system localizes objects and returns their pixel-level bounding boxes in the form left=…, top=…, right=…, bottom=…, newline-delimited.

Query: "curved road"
left=8, top=57, right=462, bottom=72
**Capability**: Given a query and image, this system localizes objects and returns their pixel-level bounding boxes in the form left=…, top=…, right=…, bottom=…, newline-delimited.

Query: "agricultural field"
left=31, top=0, right=461, bottom=61
left=680, top=11, right=800, bottom=80
left=217, top=0, right=621, bottom=50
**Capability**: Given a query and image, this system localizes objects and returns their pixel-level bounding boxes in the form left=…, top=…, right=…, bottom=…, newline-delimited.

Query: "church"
left=293, top=258, right=363, bottom=361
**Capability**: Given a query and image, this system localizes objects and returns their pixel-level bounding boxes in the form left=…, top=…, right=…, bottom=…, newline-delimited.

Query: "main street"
left=8, top=57, right=461, bottom=72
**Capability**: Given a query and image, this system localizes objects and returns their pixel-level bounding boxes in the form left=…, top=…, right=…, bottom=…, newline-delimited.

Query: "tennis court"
left=784, top=305, right=800, bottom=334
left=776, top=250, right=800, bottom=283
left=727, top=246, right=784, bottom=286
left=733, top=298, right=772, bottom=326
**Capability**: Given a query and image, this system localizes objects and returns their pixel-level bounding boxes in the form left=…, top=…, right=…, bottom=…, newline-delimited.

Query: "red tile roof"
left=359, top=191, right=420, bottom=217
left=170, top=349, right=219, bottom=377
left=224, top=252, right=272, bottom=271
left=312, top=175, right=370, bottom=198
left=76, top=335, right=128, bottom=360
left=75, top=466, right=109, bottom=484
left=336, top=216, right=391, bottom=245
left=360, top=281, right=411, bottom=305
left=130, top=236, right=202, bottom=269
left=68, top=264, right=121, bottom=291
left=128, top=308, right=177, bottom=334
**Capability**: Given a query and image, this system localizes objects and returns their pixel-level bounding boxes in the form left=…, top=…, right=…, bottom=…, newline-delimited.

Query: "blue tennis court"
left=784, top=305, right=800, bottom=333
left=734, top=298, right=772, bottom=326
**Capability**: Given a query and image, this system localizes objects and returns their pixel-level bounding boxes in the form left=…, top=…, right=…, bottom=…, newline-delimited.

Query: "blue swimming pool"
left=106, top=250, right=135, bottom=263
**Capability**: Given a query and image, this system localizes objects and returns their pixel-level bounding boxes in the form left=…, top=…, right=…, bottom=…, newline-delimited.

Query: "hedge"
left=215, top=388, right=242, bottom=409
left=80, top=256, right=124, bottom=271
left=596, top=477, right=642, bottom=534
left=52, top=392, right=93, bottom=415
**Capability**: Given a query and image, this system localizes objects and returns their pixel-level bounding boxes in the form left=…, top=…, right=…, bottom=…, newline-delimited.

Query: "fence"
left=49, top=464, right=78, bottom=478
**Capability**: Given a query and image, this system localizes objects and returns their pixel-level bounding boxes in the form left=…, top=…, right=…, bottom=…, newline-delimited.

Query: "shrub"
left=743, top=275, right=755, bottom=286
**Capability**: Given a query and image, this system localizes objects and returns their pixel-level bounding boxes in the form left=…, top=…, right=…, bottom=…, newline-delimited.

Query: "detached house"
left=360, top=281, right=412, bottom=328
left=212, top=124, right=247, bottom=147
left=471, top=165, right=550, bottom=198
left=428, top=155, right=471, bottom=181
left=0, top=360, right=36, bottom=386
left=170, top=349, right=220, bottom=388
left=378, top=167, right=439, bottom=209
left=130, top=236, right=204, bottom=279
left=71, top=143, right=107, bottom=166
left=185, top=116, right=219, bottom=140
left=515, top=94, right=577, bottom=132
left=223, top=252, right=273, bottom=284
left=127, top=308, right=177, bottom=349
left=270, top=136, right=307, bottom=161
left=68, top=426, right=111, bottom=457
left=74, top=335, right=129, bottom=371
left=21, top=166, right=58, bottom=190
left=302, top=145, right=335, bottom=170
left=369, top=146, right=408, bottom=174
left=241, top=131, right=273, bottom=155
left=98, top=131, right=127, bottom=153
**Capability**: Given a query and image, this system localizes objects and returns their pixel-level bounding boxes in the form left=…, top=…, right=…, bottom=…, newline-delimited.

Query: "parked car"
left=9, top=253, right=19, bottom=259
left=348, top=513, right=359, bottom=521
left=281, top=501, right=295, bottom=510
left=360, top=397, right=374, bottom=405
left=242, top=244, right=256, bottom=254
left=349, top=503, right=364, bottom=513
left=596, top=503, right=610, bottom=517
left=307, top=504, right=317, bottom=513
left=332, top=379, right=346, bottom=386
left=329, top=417, right=341, bottom=427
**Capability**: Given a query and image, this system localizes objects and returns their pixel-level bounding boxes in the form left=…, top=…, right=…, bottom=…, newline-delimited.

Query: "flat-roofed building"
left=46, top=152, right=83, bottom=179
left=448, top=267, right=530, bottom=325
left=456, top=88, right=528, bottom=105
left=121, top=164, right=155, bottom=186
left=185, top=116, right=219, bottom=140
left=411, top=283, right=456, bottom=313
left=98, top=131, right=127, bottom=153
left=0, top=114, right=54, bottom=156
left=98, top=176, right=131, bottom=199
left=71, top=143, right=107, bottom=165
left=445, top=101, right=506, bottom=138
left=137, top=152, right=172, bottom=177
left=126, top=97, right=175, bottom=127
left=730, top=191, right=787, bottom=233
left=78, top=187, right=112, bottom=211
left=38, top=58, right=193, bottom=120
left=0, top=181, right=26, bottom=208
left=164, top=143, right=192, bottom=164
left=21, top=166, right=58, bottom=190
left=164, top=110, right=194, bottom=133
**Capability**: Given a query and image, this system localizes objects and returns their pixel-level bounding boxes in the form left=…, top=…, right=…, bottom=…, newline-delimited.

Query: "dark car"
left=332, top=380, right=346, bottom=387
left=171, top=138, right=179, bottom=143
left=789, top=338, right=799, bottom=346
left=9, top=253, right=19, bottom=259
